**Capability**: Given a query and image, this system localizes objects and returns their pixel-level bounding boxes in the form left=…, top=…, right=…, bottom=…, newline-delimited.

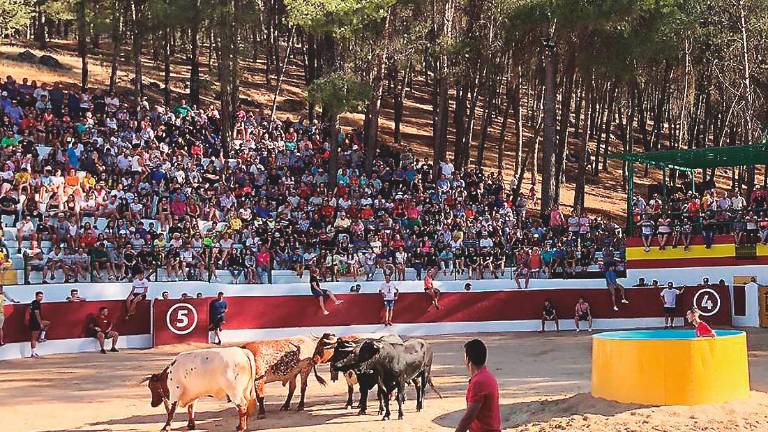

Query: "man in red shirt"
left=687, top=308, right=716, bottom=338
left=90, top=306, right=119, bottom=354
left=455, top=339, right=501, bottom=432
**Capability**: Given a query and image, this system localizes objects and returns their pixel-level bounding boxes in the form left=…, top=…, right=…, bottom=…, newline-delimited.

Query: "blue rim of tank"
left=593, top=329, right=744, bottom=340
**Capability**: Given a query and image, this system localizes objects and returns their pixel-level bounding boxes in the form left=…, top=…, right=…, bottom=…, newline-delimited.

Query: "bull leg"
left=381, top=388, right=392, bottom=421
left=345, top=384, right=354, bottom=409
left=256, top=395, right=266, bottom=420
left=357, top=383, right=369, bottom=415
left=281, top=375, right=297, bottom=411
left=187, top=400, right=197, bottom=430
left=413, top=376, right=424, bottom=412
left=396, top=382, right=405, bottom=420
left=297, top=370, right=310, bottom=411
left=377, top=386, right=385, bottom=416
left=236, top=404, right=247, bottom=431
left=161, top=401, right=177, bottom=432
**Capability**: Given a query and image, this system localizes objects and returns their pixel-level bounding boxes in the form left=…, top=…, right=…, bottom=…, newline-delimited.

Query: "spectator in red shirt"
left=687, top=308, right=716, bottom=338
left=455, top=339, right=501, bottom=432
left=89, top=306, right=119, bottom=354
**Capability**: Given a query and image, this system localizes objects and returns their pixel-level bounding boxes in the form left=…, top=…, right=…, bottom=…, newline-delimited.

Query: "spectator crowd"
left=0, top=74, right=625, bottom=286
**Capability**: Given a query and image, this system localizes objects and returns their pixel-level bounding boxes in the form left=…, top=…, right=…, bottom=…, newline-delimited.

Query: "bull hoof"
left=279, top=404, right=290, bottom=411
left=381, top=415, right=390, bottom=421
left=398, top=414, right=404, bottom=420
left=296, top=405, right=305, bottom=412
left=357, top=409, right=367, bottom=416
left=187, top=421, right=196, bottom=430
left=256, top=413, right=266, bottom=420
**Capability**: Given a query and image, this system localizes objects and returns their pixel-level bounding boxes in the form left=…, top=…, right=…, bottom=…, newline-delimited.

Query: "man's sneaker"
left=613, top=306, right=619, bottom=311
left=38, top=338, right=47, bottom=343
left=100, top=349, right=107, bottom=354
left=621, top=299, right=630, bottom=304
left=30, top=353, right=40, bottom=358
left=110, top=347, right=119, bottom=353
left=576, top=328, right=580, bottom=333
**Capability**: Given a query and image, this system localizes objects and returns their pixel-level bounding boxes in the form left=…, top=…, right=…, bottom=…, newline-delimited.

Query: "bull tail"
left=428, top=376, right=443, bottom=399
left=312, top=365, right=327, bottom=387
left=244, top=348, right=259, bottom=414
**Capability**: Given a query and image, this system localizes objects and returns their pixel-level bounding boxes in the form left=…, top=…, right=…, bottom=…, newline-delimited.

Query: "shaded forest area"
left=2, top=0, right=767, bottom=217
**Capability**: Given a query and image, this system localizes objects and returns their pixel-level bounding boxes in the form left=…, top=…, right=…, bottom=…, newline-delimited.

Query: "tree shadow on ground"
left=433, top=393, right=647, bottom=429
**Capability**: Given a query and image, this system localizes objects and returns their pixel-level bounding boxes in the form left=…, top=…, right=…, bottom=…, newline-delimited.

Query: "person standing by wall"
left=208, top=291, right=228, bottom=345
left=0, top=285, right=20, bottom=346
left=379, top=273, right=399, bottom=326
left=454, top=339, right=501, bottom=432
left=660, top=282, right=684, bottom=329
left=28, top=291, right=51, bottom=358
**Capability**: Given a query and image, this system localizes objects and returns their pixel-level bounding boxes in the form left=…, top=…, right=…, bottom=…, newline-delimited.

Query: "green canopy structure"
left=607, top=141, right=768, bottom=230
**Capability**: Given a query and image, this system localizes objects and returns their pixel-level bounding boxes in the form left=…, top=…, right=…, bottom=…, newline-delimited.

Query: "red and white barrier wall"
left=0, top=278, right=733, bottom=359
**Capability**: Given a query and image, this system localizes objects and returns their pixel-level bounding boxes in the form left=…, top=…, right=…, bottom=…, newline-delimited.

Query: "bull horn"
left=138, top=376, right=151, bottom=384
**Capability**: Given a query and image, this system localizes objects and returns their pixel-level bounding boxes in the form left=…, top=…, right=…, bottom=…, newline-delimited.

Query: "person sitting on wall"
left=541, top=299, right=559, bottom=333
left=309, top=266, right=343, bottom=315
left=125, top=269, right=149, bottom=320
left=89, top=306, right=119, bottom=354
left=574, top=297, right=592, bottom=332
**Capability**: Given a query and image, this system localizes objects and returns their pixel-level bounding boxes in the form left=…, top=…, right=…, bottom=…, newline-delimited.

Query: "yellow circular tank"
left=592, top=330, right=750, bottom=405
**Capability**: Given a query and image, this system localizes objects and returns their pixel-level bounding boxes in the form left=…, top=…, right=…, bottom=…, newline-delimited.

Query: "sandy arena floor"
left=2, top=330, right=768, bottom=432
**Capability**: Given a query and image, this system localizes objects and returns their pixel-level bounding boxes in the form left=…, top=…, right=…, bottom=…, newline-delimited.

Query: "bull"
left=241, top=335, right=327, bottom=418
left=141, top=347, right=257, bottom=431
left=312, top=332, right=403, bottom=414
left=333, top=338, right=441, bottom=420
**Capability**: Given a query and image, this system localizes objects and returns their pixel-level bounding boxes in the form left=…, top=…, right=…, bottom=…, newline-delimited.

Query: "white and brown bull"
left=241, top=334, right=329, bottom=418
left=142, top=347, right=257, bottom=431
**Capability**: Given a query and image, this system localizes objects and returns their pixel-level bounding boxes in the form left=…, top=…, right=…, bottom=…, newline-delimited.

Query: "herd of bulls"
left=141, top=332, right=441, bottom=431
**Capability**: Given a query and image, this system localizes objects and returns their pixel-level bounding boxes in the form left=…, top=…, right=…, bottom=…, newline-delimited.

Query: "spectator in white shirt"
left=660, top=282, right=684, bottom=329
left=379, top=274, right=399, bottom=326
left=126, top=269, right=149, bottom=319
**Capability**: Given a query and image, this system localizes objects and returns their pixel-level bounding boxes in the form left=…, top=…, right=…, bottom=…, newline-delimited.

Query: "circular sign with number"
left=166, top=303, right=198, bottom=335
left=693, top=288, right=721, bottom=317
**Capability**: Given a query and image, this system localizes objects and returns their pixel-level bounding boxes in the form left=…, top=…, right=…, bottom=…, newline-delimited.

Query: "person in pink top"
left=549, top=205, right=565, bottom=234
left=455, top=339, right=501, bottom=432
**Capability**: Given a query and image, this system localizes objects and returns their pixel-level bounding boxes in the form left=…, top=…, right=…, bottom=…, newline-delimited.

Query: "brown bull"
left=241, top=334, right=330, bottom=418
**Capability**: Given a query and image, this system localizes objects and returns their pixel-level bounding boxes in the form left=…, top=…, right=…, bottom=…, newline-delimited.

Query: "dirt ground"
left=2, top=330, right=768, bottom=432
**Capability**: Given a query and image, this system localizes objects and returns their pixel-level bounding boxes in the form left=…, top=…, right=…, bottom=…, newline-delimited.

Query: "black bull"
left=332, top=338, right=442, bottom=420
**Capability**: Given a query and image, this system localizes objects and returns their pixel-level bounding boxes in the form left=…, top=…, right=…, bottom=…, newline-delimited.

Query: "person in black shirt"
left=309, top=267, right=343, bottom=315
left=541, top=299, right=559, bottom=332
left=28, top=291, right=51, bottom=358
left=0, top=190, right=19, bottom=225
left=465, top=248, right=479, bottom=280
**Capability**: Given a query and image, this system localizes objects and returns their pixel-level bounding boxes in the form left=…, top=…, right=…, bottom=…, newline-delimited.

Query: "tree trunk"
left=305, top=32, right=317, bottom=122
left=161, top=27, right=170, bottom=106
left=601, top=82, right=617, bottom=172
left=540, top=36, right=557, bottom=215
left=108, top=0, right=122, bottom=93
left=230, top=0, right=241, bottom=112
left=393, top=62, right=410, bottom=145
left=189, top=0, right=202, bottom=105
left=554, top=50, right=576, bottom=205
left=77, top=0, right=89, bottom=90
left=35, top=4, right=47, bottom=48
left=573, top=70, right=594, bottom=213
left=515, top=64, right=523, bottom=176
left=218, top=0, right=235, bottom=150
left=131, top=0, right=145, bottom=98
left=497, top=65, right=514, bottom=172
left=364, top=10, right=392, bottom=177
left=270, top=26, right=296, bottom=121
